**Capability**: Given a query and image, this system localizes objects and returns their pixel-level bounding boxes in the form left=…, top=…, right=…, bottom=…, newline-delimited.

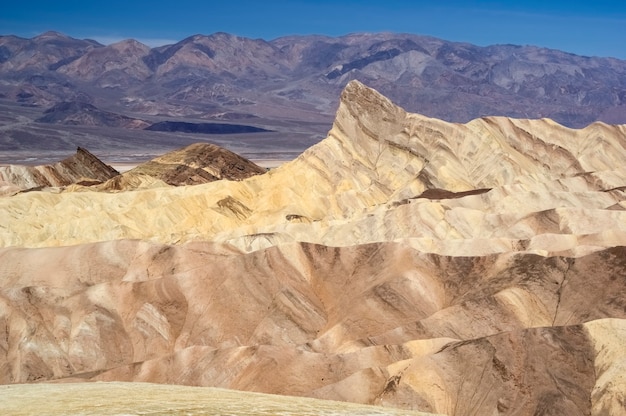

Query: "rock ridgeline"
left=0, top=147, right=119, bottom=194
left=99, top=142, right=267, bottom=190
left=1, top=31, right=626, bottom=127
left=0, top=142, right=267, bottom=195
left=1, top=81, right=626, bottom=415
left=1, top=240, right=625, bottom=415
left=2, top=81, right=625, bottom=250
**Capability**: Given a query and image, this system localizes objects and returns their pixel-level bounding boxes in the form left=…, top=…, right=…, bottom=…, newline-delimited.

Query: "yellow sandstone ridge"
left=1, top=81, right=625, bottom=252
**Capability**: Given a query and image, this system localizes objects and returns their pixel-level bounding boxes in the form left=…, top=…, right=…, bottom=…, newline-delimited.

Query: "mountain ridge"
left=0, top=146, right=119, bottom=194
left=1, top=31, right=625, bottom=128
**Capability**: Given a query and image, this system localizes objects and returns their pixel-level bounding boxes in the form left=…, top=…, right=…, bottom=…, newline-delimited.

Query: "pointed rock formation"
left=0, top=147, right=118, bottom=193
left=98, top=142, right=267, bottom=190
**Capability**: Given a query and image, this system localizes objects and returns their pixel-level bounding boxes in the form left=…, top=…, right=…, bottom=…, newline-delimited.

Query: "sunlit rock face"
left=1, top=81, right=626, bottom=415
left=0, top=147, right=119, bottom=193
left=95, top=142, right=268, bottom=190
left=3, top=81, right=626, bottom=251
left=0, top=142, right=267, bottom=195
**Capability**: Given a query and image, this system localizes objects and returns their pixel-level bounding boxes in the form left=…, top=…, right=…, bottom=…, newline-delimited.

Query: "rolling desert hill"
left=1, top=81, right=626, bottom=415
left=2, top=81, right=626, bottom=250
left=0, top=382, right=436, bottom=415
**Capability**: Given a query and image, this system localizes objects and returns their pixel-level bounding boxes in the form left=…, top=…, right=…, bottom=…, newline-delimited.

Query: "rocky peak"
left=109, top=39, right=151, bottom=54
left=33, top=31, right=70, bottom=41
left=0, top=146, right=118, bottom=191
left=103, top=142, right=267, bottom=189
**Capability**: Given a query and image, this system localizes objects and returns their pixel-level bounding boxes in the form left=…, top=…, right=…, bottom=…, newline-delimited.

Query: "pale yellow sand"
left=0, top=382, right=436, bottom=416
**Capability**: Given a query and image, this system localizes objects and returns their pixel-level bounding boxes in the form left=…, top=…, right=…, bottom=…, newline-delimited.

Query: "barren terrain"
left=1, top=82, right=626, bottom=415
left=0, top=382, right=435, bottom=415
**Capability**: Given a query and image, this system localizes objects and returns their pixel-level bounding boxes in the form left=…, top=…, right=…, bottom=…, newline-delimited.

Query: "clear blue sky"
left=2, top=0, right=625, bottom=59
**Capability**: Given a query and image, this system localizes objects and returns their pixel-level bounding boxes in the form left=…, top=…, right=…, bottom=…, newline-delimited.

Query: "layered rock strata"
left=0, top=147, right=118, bottom=194
left=0, top=142, right=267, bottom=195
left=98, top=142, right=267, bottom=190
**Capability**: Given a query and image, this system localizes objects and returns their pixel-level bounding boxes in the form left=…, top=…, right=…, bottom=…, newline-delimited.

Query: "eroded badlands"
left=1, top=81, right=626, bottom=415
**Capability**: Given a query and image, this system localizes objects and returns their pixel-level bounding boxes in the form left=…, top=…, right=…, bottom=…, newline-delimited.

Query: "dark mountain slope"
left=36, top=101, right=149, bottom=128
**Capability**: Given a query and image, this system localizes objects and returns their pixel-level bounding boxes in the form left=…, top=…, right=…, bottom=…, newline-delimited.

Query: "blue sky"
left=2, top=0, right=625, bottom=59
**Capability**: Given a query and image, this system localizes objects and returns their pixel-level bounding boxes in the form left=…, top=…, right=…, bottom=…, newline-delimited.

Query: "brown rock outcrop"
left=0, top=147, right=118, bottom=193
left=1, top=240, right=625, bottom=415
left=99, top=142, right=267, bottom=190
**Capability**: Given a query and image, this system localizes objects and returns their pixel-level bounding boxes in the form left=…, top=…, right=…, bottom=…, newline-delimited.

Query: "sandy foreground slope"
left=0, top=382, right=437, bottom=415
left=1, top=81, right=626, bottom=415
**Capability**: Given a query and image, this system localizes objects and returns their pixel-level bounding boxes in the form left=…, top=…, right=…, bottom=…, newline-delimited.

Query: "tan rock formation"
left=0, top=147, right=118, bottom=194
left=0, top=142, right=267, bottom=196
left=1, top=81, right=626, bottom=415
left=96, top=142, right=267, bottom=190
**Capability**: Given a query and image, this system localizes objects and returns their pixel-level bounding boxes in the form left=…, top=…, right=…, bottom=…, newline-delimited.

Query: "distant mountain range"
left=1, top=30, right=625, bottom=128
